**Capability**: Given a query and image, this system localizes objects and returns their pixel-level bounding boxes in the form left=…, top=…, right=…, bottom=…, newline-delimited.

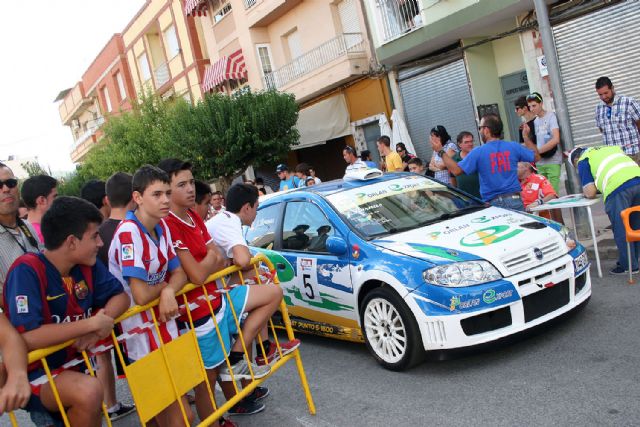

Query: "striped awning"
left=184, top=0, right=208, bottom=16
left=202, top=49, right=247, bottom=92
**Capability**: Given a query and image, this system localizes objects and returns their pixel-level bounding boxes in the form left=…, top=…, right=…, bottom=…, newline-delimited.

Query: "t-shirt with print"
left=534, top=111, right=561, bottom=165
left=458, top=140, right=535, bottom=202
left=385, top=151, right=404, bottom=172
left=165, top=209, right=222, bottom=322
left=279, top=176, right=300, bottom=191
left=3, top=252, right=123, bottom=377
left=109, top=211, right=181, bottom=361
left=520, top=173, right=557, bottom=206
left=205, top=211, right=245, bottom=260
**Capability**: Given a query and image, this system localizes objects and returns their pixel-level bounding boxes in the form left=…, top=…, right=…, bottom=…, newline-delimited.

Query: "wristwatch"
left=438, top=149, right=446, bottom=157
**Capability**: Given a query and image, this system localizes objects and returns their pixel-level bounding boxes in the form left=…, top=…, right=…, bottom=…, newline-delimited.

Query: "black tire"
left=360, top=286, right=424, bottom=371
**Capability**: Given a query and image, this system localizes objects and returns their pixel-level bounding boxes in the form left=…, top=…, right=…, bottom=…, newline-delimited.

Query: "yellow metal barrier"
left=3, top=254, right=315, bottom=426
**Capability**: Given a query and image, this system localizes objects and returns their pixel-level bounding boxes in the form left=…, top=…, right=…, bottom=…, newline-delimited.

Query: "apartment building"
left=363, top=0, right=640, bottom=160
left=187, top=0, right=392, bottom=180
left=57, top=34, right=135, bottom=163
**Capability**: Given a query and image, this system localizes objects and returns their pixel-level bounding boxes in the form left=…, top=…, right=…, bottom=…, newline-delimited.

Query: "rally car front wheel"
left=361, top=287, right=424, bottom=371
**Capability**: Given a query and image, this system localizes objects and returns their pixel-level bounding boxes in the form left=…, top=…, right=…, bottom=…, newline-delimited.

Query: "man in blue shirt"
left=3, top=196, right=130, bottom=426
left=432, top=114, right=540, bottom=210
left=276, top=164, right=300, bottom=191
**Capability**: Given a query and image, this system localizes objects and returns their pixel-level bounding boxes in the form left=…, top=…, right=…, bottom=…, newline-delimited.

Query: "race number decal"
left=297, top=258, right=320, bottom=301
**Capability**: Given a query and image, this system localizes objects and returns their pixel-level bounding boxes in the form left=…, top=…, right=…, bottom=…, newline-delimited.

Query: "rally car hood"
left=370, top=206, right=568, bottom=277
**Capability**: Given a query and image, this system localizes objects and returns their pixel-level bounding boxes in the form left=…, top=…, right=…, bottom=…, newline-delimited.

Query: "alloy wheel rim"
left=364, top=297, right=407, bottom=363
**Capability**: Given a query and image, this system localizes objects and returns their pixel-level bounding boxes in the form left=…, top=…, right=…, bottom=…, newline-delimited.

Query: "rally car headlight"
left=559, top=226, right=577, bottom=250
left=424, top=261, right=502, bottom=287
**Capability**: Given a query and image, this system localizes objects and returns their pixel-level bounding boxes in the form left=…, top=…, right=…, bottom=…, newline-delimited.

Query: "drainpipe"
left=532, top=0, right=580, bottom=195
left=533, top=0, right=588, bottom=235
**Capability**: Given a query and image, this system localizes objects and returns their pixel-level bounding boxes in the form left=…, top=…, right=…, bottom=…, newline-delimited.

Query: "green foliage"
left=77, top=89, right=299, bottom=187
left=21, top=161, right=49, bottom=177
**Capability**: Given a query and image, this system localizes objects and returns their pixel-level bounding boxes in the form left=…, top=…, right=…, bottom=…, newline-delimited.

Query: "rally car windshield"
left=327, top=176, right=485, bottom=238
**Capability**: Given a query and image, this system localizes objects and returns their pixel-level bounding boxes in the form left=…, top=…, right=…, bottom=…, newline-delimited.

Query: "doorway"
left=500, top=70, right=530, bottom=142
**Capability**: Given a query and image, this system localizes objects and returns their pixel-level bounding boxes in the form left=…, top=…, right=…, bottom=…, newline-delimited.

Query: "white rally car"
left=247, top=172, right=591, bottom=370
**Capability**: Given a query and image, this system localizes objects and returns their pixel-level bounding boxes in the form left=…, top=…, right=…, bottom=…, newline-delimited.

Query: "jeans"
left=490, top=195, right=525, bottom=211
left=605, top=184, right=640, bottom=270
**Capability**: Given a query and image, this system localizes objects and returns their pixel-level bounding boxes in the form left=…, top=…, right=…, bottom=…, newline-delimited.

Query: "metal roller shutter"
left=398, top=59, right=478, bottom=161
left=553, top=1, right=640, bottom=147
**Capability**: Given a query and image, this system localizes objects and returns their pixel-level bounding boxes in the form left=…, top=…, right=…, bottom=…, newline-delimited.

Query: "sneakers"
left=108, top=402, right=136, bottom=421
left=227, top=398, right=266, bottom=416
left=246, top=386, right=269, bottom=402
left=219, top=358, right=271, bottom=381
left=610, top=265, right=640, bottom=275
left=255, top=339, right=301, bottom=366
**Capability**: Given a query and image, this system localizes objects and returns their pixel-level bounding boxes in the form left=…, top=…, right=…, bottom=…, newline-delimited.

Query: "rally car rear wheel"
left=361, top=287, right=424, bottom=371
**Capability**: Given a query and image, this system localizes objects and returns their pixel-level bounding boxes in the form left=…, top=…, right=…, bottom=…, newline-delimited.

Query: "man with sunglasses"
left=0, top=163, right=41, bottom=307
left=594, top=76, right=640, bottom=165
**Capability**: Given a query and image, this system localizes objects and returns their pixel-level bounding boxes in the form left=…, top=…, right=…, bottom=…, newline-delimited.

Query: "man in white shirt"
left=205, top=183, right=300, bottom=367
left=343, top=146, right=367, bottom=174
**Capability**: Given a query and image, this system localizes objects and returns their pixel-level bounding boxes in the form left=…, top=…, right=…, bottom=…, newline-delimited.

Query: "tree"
left=21, top=160, right=49, bottom=177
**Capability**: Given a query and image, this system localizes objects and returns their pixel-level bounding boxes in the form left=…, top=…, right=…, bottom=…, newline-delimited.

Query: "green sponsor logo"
left=482, top=289, right=496, bottom=304
left=460, top=225, right=523, bottom=247
left=284, top=288, right=353, bottom=312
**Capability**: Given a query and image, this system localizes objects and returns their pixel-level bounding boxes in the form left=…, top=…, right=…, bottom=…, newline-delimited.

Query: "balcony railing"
left=243, top=0, right=257, bottom=8
left=70, top=116, right=105, bottom=152
left=154, top=62, right=170, bottom=89
left=263, top=33, right=366, bottom=90
left=374, top=0, right=423, bottom=43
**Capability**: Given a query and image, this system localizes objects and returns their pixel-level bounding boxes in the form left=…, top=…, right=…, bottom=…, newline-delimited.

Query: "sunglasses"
left=0, top=178, right=18, bottom=189
left=526, top=93, right=542, bottom=102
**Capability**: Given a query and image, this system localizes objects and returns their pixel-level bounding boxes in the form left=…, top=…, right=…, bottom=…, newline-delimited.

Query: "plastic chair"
left=621, top=206, right=640, bottom=284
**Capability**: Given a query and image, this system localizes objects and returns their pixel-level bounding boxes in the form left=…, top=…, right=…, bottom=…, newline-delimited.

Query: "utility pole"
left=532, top=0, right=580, bottom=195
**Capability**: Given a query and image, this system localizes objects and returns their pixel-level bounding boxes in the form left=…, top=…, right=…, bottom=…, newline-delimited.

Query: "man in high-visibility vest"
left=569, top=146, right=640, bottom=275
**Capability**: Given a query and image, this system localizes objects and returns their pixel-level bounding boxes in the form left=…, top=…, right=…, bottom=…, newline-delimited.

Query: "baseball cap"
left=567, top=147, right=585, bottom=167
left=276, top=164, right=288, bottom=173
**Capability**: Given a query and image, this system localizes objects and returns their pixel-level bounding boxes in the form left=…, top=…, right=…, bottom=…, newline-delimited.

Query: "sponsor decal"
left=471, top=216, right=491, bottom=223
left=408, top=243, right=463, bottom=261
left=298, top=258, right=320, bottom=301
left=46, top=293, right=65, bottom=301
left=74, top=280, right=89, bottom=300
left=16, top=295, right=28, bottom=313
left=121, top=244, right=134, bottom=261
left=428, top=232, right=441, bottom=240
left=449, top=296, right=481, bottom=311
left=482, top=289, right=513, bottom=304
left=443, top=224, right=470, bottom=235
left=460, top=225, right=523, bottom=247
left=352, top=244, right=360, bottom=259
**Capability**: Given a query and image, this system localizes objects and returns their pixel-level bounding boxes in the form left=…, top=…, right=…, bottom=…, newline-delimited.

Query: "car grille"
left=575, top=271, right=588, bottom=294
left=522, top=279, right=570, bottom=322
left=460, top=306, right=512, bottom=336
left=424, top=320, right=447, bottom=345
left=501, top=241, right=564, bottom=275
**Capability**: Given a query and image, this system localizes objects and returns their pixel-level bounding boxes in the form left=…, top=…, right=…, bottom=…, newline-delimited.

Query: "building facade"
left=187, top=0, right=392, bottom=181
left=363, top=0, right=640, bottom=162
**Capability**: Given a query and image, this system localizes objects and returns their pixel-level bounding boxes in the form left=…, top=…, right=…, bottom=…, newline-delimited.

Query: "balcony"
left=263, top=33, right=368, bottom=101
left=58, top=84, right=94, bottom=126
left=154, top=62, right=170, bottom=89
left=70, top=116, right=106, bottom=163
left=373, top=0, right=423, bottom=44
left=244, top=0, right=302, bottom=27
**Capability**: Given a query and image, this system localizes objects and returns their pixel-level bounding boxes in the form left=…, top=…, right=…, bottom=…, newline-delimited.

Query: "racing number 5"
left=303, top=273, right=315, bottom=299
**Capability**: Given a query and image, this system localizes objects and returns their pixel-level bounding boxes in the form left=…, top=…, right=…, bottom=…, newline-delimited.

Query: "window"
left=138, top=52, right=151, bottom=82
left=245, top=204, right=281, bottom=249
left=213, top=2, right=232, bottom=23
left=256, top=45, right=274, bottom=75
left=281, top=202, right=335, bottom=253
left=164, top=25, right=180, bottom=59
left=115, top=71, right=127, bottom=101
left=101, top=87, right=112, bottom=112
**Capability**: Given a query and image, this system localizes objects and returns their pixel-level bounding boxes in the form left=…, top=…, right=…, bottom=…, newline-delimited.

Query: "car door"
left=277, top=200, right=358, bottom=337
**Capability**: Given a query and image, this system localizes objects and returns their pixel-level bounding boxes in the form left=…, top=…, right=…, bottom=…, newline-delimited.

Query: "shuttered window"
left=553, top=1, right=640, bottom=147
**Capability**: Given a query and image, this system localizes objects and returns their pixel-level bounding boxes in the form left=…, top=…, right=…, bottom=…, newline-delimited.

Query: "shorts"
left=26, top=367, right=68, bottom=427
left=195, top=286, right=249, bottom=369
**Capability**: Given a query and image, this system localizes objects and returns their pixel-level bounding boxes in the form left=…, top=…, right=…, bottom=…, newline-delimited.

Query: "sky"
left=0, top=0, right=145, bottom=174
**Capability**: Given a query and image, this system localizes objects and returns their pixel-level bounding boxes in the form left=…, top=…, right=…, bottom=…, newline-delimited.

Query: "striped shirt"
left=108, top=211, right=181, bottom=361
left=0, top=220, right=41, bottom=299
left=595, top=94, right=640, bottom=155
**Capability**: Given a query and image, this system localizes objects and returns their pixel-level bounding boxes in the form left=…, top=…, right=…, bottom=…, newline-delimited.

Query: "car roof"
left=259, top=172, right=414, bottom=205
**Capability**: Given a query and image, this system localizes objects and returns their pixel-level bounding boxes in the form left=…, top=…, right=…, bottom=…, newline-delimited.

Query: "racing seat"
left=621, top=206, right=640, bottom=284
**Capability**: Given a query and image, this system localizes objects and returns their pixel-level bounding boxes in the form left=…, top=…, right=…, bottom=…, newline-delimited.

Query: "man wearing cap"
left=569, top=146, right=640, bottom=275
left=517, top=162, right=558, bottom=212
left=276, top=164, right=300, bottom=191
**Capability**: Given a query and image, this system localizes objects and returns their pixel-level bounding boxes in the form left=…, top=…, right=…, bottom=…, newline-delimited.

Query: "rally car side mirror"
left=326, top=236, right=348, bottom=256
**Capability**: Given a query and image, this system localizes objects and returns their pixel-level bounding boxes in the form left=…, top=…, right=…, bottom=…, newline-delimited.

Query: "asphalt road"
left=4, top=259, right=640, bottom=427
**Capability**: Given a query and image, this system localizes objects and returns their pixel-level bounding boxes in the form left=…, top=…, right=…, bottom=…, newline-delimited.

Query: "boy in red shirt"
left=518, top=162, right=559, bottom=215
